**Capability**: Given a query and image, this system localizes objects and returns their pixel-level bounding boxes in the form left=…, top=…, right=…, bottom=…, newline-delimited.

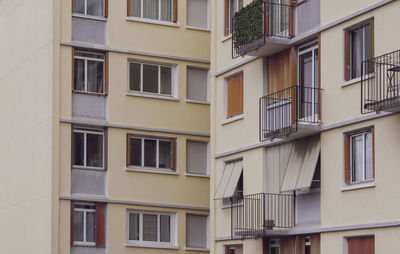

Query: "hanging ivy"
left=233, top=0, right=264, bottom=51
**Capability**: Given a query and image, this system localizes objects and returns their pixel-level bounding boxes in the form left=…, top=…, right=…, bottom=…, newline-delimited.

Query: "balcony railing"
left=361, top=49, right=400, bottom=114
left=231, top=193, right=294, bottom=239
left=260, top=86, right=322, bottom=141
left=232, top=0, right=294, bottom=58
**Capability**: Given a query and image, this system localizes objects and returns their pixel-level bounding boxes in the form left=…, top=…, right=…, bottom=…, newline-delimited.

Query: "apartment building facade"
left=0, top=0, right=211, bottom=253
left=210, top=0, right=400, bottom=254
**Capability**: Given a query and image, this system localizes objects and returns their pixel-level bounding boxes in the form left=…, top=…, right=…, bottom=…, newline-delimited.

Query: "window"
left=186, top=214, right=208, bottom=248
left=222, top=172, right=243, bottom=206
left=269, top=239, right=280, bottom=254
left=128, top=0, right=177, bottom=23
left=226, top=73, right=243, bottom=118
left=344, top=128, right=374, bottom=184
left=127, top=135, right=176, bottom=170
left=187, top=0, right=208, bottom=29
left=187, top=67, right=209, bottom=102
left=73, top=0, right=106, bottom=17
left=73, top=50, right=107, bottom=94
left=72, top=128, right=105, bottom=169
left=347, top=236, right=374, bottom=254
left=129, top=62, right=174, bottom=96
left=186, top=140, right=208, bottom=175
left=344, top=20, right=374, bottom=80
left=127, top=211, right=175, bottom=246
left=224, top=0, right=243, bottom=36
left=225, top=245, right=243, bottom=254
left=71, top=202, right=106, bottom=247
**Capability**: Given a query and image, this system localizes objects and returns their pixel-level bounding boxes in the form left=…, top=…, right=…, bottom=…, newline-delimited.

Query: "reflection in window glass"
left=158, top=140, right=171, bottom=168
left=143, top=64, right=159, bottom=93
left=87, top=0, right=104, bottom=16
left=86, top=133, right=103, bottom=168
left=144, top=139, right=157, bottom=167
left=73, top=211, right=84, bottom=242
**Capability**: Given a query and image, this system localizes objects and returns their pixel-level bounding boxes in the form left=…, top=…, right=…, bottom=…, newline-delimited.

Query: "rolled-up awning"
left=281, top=136, right=320, bottom=192
left=214, top=160, right=243, bottom=200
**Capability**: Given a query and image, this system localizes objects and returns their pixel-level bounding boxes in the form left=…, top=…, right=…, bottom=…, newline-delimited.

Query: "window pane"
left=365, top=132, right=373, bottom=180
left=351, top=27, right=363, bottom=79
left=144, top=139, right=157, bottom=167
left=160, top=215, right=171, bottom=242
left=158, top=140, right=171, bottom=168
left=87, top=60, right=104, bottom=93
left=87, top=0, right=104, bottom=16
left=160, top=0, right=172, bottom=21
left=143, top=0, right=159, bottom=20
left=187, top=0, right=208, bottom=28
left=142, top=64, right=159, bottom=93
left=130, top=138, right=142, bottom=166
left=86, top=212, right=96, bottom=242
left=74, top=59, right=85, bottom=91
left=186, top=214, right=207, bottom=248
left=73, top=211, right=84, bottom=242
left=129, top=213, right=140, bottom=240
left=129, top=63, right=141, bottom=91
left=186, top=141, right=208, bottom=175
left=86, top=133, right=103, bottom=168
left=187, top=67, right=208, bottom=101
left=130, top=0, right=141, bottom=17
left=73, top=0, right=85, bottom=14
left=75, top=51, right=105, bottom=59
left=143, top=214, right=157, bottom=241
left=351, top=135, right=364, bottom=182
left=73, top=132, right=85, bottom=166
left=160, top=67, right=172, bottom=95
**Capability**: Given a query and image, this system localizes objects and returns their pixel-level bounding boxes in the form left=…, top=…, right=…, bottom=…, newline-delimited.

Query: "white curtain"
left=143, top=0, right=159, bottom=20
left=160, top=215, right=171, bottom=242
left=160, top=0, right=172, bottom=21
left=365, top=132, right=373, bottom=180
left=351, top=135, right=364, bottom=182
left=351, top=28, right=363, bottom=78
left=131, top=0, right=141, bottom=17
left=129, top=213, right=140, bottom=240
left=143, top=214, right=157, bottom=241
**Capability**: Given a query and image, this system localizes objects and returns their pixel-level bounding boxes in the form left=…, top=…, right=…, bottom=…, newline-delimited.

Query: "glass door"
left=269, top=0, right=289, bottom=37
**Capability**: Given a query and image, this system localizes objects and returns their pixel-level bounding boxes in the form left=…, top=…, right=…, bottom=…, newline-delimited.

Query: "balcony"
left=259, top=86, right=322, bottom=141
left=230, top=193, right=294, bottom=239
left=362, top=49, right=400, bottom=114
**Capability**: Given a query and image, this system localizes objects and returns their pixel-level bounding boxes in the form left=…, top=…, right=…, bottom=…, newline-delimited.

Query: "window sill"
left=72, top=13, right=107, bottom=21
left=73, top=242, right=96, bottom=247
left=126, top=92, right=179, bottom=101
left=340, top=73, right=374, bottom=88
left=185, top=25, right=210, bottom=32
left=185, top=99, right=210, bottom=105
left=185, top=246, right=210, bottom=252
left=221, top=201, right=243, bottom=209
left=126, top=167, right=179, bottom=176
left=125, top=242, right=179, bottom=250
left=340, top=181, right=375, bottom=192
left=72, top=166, right=105, bottom=171
left=185, top=173, right=210, bottom=178
left=221, top=34, right=232, bottom=42
left=73, top=90, right=107, bottom=96
left=222, top=114, right=244, bottom=125
left=126, top=16, right=179, bottom=28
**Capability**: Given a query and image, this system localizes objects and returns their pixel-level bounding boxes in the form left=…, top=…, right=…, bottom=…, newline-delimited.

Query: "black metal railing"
left=259, top=86, right=322, bottom=141
left=232, top=0, right=294, bottom=58
left=231, top=193, right=294, bottom=239
left=361, top=49, right=400, bottom=114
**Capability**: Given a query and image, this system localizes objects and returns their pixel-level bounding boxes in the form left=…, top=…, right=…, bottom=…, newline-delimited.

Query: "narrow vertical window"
left=226, top=73, right=243, bottom=118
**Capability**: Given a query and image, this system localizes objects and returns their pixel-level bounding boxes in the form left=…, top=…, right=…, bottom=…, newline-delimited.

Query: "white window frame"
left=127, top=136, right=175, bottom=171
left=73, top=128, right=105, bottom=170
left=349, top=23, right=371, bottom=79
left=228, top=0, right=242, bottom=35
left=73, top=203, right=96, bottom=246
left=126, top=210, right=177, bottom=247
left=185, top=140, right=210, bottom=176
left=128, top=61, right=177, bottom=97
left=74, top=50, right=105, bottom=94
left=129, top=0, right=174, bottom=22
left=73, top=0, right=105, bottom=17
left=224, top=244, right=243, bottom=254
left=349, top=130, right=373, bottom=183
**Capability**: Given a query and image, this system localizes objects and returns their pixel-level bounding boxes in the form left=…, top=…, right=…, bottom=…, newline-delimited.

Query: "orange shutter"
left=104, top=0, right=108, bottom=17
left=127, top=0, right=131, bottom=16
left=311, top=234, right=321, bottom=254
left=238, top=74, right=243, bottom=115
left=289, top=0, right=295, bottom=37
left=95, top=203, right=106, bottom=247
left=344, top=30, right=350, bottom=81
left=224, top=0, right=229, bottom=36
left=170, top=138, right=177, bottom=170
left=71, top=0, right=74, bottom=12
left=104, top=52, right=109, bottom=94
left=72, top=48, right=75, bottom=91
left=173, top=0, right=178, bottom=22
left=344, top=134, right=350, bottom=183
left=70, top=201, right=74, bottom=245
left=227, top=78, right=236, bottom=117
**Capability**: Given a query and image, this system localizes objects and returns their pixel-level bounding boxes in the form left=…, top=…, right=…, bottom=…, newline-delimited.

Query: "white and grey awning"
left=214, top=160, right=243, bottom=200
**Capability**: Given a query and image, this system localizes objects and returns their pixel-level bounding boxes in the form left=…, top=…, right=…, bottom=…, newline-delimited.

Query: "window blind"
left=186, top=214, right=208, bottom=248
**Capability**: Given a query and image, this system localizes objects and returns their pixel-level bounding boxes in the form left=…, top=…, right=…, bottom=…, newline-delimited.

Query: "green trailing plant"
left=232, top=0, right=264, bottom=51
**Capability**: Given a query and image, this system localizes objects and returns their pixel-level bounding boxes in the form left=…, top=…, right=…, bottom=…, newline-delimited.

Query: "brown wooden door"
left=348, top=236, right=374, bottom=254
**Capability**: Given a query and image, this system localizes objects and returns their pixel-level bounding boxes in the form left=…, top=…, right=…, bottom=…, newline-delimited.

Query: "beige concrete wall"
left=0, top=0, right=58, bottom=253
left=214, top=238, right=262, bottom=254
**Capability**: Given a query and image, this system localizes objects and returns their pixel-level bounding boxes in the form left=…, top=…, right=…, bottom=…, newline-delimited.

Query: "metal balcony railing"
left=232, top=0, right=294, bottom=58
left=361, top=49, right=400, bottom=114
left=259, top=86, right=322, bottom=141
left=231, top=193, right=294, bottom=239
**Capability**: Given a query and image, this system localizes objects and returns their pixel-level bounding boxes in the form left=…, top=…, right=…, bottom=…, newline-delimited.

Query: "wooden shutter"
left=348, top=237, right=375, bottom=254
left=344, top=134, right=350, bottom=183
left=295, top=236, right=305, bottom=254
left=105, top=52, right=109, bottom=94
left=127, top=0, right=131, bottom=16
left=104, top=0, right=108, bottom=17
left=265, top=2, right=269, bottom=36
left=344, top=30, right=351, bottom=81
left=170, top=138, right=177, bottom=170
left=70, top=201, right=74, bottom=245
left=237, top=74, right=243, bottom=115
left=72, top=48, right=75, bottom=91
left=224, top=0, right=229, bottom=36
left=71, top=0, right=74, bottom=12
left=95, top=203, right=106, bottom=247
left=227, top=77, right=236, bottom=117
left=364, top=237, right=375, bottom=254
left=289, top=0, right=295, bottom=37
left=311, top=234, right=321, bottom=254
left=173, top=0, right=178, bottom=23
